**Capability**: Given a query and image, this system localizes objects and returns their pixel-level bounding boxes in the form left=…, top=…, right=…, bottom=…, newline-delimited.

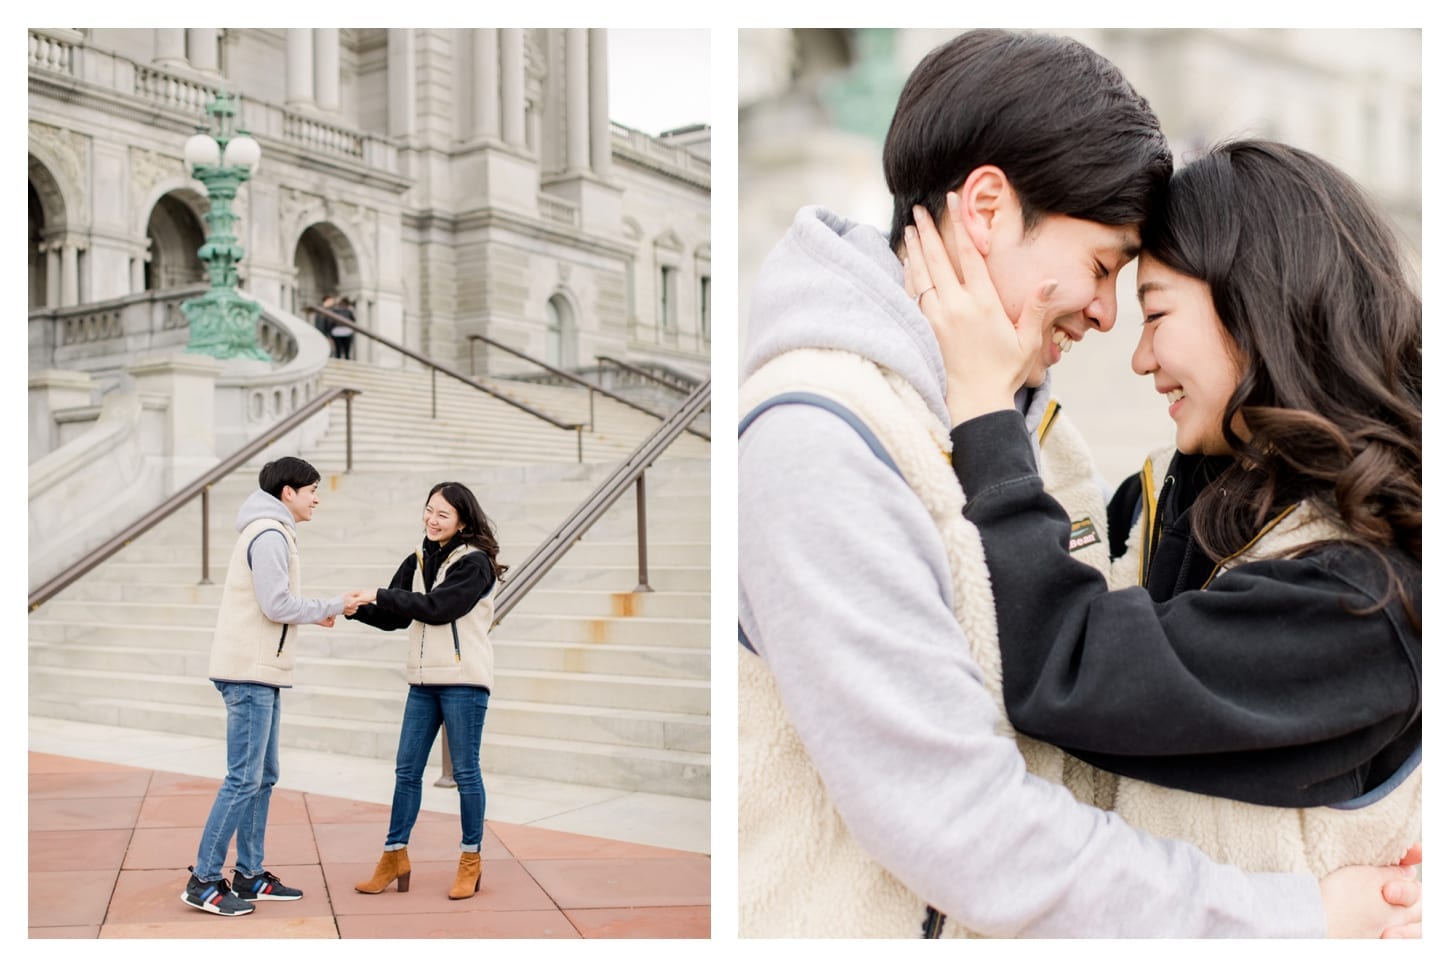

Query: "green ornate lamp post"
left=182, top=91, right=268, bottom=360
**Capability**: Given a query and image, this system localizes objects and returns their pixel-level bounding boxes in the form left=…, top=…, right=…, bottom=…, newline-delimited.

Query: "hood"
left=744, top=206, right=952, bottom=426
left=235, top=489, right=297, bottom=534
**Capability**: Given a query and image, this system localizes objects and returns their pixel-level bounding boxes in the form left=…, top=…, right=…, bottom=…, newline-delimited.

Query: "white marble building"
left=28, top=27, right=711, bottom=385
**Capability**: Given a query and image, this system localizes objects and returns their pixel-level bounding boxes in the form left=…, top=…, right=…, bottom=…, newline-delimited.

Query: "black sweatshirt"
left=951, top=410, right=1421, bottom=808
left=348, top=536, right=496, bottom=631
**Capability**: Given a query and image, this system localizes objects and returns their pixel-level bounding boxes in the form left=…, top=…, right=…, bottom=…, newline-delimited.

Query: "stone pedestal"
left=126, top=352, right=221, bottom=492
left=541, top=172, right=622, bottom=239
left=29, top=369, right=95, bottom=463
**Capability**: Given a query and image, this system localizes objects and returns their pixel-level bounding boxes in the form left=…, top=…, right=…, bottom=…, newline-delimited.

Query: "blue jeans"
left=194, top=682, right=281, bottom=881
left=386, top=685, right=489, bottom=850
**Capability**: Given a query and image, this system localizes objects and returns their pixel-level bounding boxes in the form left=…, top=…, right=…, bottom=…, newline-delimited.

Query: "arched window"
left=545, top=293, right=577, bottom=369
left=144, top=193, right=207, bottom=291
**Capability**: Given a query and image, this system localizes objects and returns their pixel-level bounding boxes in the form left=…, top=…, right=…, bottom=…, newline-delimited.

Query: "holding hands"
left=903, top=192, right=1057, bottom=426
left=342, top=588, right=378, bottom=616
left=1320, top=842, right=1422, bottom=939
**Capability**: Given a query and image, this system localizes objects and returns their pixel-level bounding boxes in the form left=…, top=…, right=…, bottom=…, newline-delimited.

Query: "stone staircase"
left=28, top=359, right=711, bottom=799
left=304, top=357, right=709, bottom=470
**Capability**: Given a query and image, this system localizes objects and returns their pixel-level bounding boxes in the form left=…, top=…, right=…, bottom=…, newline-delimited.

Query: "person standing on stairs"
left=313, top=294, right=339, bottom=357
left=347, top=481, right=507, bottom=901
left=331, top=296, right=356, bottom=360
left=182, top=456, right=370, bottom=916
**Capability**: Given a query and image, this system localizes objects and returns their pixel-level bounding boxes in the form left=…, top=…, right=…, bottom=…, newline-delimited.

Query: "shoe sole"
left=235, top=893, right=303, bottom=901
left=180, top=893, right=254, bottom=916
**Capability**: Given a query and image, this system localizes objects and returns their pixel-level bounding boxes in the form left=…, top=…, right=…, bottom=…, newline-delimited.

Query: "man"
left=181, top=456, right=368, bottom=916
left=737, top=28, right=1420, bottom=938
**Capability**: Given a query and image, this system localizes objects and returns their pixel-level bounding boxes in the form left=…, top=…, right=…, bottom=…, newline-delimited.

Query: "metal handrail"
left=469, top=334, right=710, bottom=441
left=494, top=377, right=711, bottom=625
left=28, top=387, right=361, bottom=612
left=308, top=305, right=586, bottom=461
left=594, top=354, right=701, bottom=395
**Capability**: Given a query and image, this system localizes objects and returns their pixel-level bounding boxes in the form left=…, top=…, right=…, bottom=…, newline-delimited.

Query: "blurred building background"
left=739, top=27, right=1421, bottom=486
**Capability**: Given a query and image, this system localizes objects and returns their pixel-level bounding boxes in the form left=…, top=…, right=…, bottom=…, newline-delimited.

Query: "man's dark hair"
left=259, top=456, right=321, bottom=498
left=883, top=29, right=1173, bottom=251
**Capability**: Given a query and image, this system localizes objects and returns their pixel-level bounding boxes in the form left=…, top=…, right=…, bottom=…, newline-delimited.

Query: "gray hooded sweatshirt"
left=237, top=489, right=342, bottom=626
left=738, top=205, right=1324, bottom=937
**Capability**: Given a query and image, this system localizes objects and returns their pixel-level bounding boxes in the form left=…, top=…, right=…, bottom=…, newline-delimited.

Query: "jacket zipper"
left=452, top=621, right=462, bottom=663
left=275, top=625, right=288, bottom=657
left=922, top=905, right=945, bottom=938
left=1143, top=473, right=1175, bottom=586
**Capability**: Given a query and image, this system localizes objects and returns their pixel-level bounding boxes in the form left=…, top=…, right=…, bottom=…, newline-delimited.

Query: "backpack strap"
left=737, top=392, right=904, bottom=655
left=1329, top=745, right=1421, bottom=810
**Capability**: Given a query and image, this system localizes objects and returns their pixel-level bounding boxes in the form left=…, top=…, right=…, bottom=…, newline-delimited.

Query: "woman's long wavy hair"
left=428, top=481, right=509, bottom=581
left=1141, top=139, right=1420, bottom=620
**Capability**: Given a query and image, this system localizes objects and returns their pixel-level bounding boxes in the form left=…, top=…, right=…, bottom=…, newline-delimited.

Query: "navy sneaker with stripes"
left=232, top=869, right=304, bottom=901
left=181, top=867, right=255, bottom=916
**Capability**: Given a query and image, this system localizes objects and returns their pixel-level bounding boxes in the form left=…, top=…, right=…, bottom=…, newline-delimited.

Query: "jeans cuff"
left=460, top=843, right=480, bottom=853
left=383, top=842, right=408, bottom=851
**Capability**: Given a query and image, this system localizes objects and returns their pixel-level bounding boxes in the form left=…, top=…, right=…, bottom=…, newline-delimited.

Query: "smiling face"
left=945, top=169, right=1142, bottom=389
left=986, top=212, right=1140, bottom=387
left=1133, top=254, right=1246, bottom=454
left=280, top=482, right=320, bottom=523
left=423, top=492, right=463, bottom=544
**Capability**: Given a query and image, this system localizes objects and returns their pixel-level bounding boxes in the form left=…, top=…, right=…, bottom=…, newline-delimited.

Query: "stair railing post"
left=435, top=725, right=456, bottom=787
left=345, top=390, right=355, bottom=473
left=588, top=387, right=595, bottom=432
left=431, top=367, right=438, bottom=419
left=634, top=473, right=652, bottom=592
left=576, top=425, right=583, bottom=463
left=200, top=485, right=213, bottom=585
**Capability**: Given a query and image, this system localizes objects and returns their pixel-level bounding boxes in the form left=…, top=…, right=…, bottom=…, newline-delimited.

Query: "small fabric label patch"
left=1068, top=518, right=1102, bottom=553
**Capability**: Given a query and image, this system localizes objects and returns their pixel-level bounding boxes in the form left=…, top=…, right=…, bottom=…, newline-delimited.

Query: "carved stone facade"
left=28, top=27, right=710, bottom=379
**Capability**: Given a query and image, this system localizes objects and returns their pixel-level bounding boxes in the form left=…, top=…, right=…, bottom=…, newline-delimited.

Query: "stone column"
left=588, top=28, right=611, bottom=180
left=388, top=29, right=416, bottom=139
left=154, top=29, right=187, bottom=68
left=500, top=29, right=525, bottom=148
left=187, top=28, right=219, bottom=72
left=472, top=28, right=500, bottom=141
left=60, top=240, right=79, bottom=306
left=315, top=28, right=340, bottom=113
left=46, top=243, right=62, bottom=306
left=286, top=28, right=314, bottom=108
left=565, top=29, right=590, bottom=174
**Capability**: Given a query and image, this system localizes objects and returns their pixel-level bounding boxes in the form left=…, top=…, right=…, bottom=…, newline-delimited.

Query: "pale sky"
left=607, top=28, right=712, bottom=136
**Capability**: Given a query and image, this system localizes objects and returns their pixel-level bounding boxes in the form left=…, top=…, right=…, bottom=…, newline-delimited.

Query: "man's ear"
left=953, top=165, right=1015, bottom=256
left=279, top=485, right=295, bottom=504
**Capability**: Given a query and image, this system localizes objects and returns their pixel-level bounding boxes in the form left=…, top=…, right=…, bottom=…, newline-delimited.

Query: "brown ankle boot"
left=355, top=847, right=411, bottom=894
left=448, top=851, right=481, bottom=900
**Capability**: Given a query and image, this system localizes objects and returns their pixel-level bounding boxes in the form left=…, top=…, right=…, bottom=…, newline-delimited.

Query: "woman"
left=348, top=481, right=507, bottom=900
left=905, top=138, right=1420, bottom=877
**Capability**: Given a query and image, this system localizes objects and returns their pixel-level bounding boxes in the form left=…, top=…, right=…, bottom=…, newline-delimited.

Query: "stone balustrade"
left=28, top=29, right=398, bottom=176
left=29, top=286, right=300, bottom=378
left=537, top=194, right=580, bottom=228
